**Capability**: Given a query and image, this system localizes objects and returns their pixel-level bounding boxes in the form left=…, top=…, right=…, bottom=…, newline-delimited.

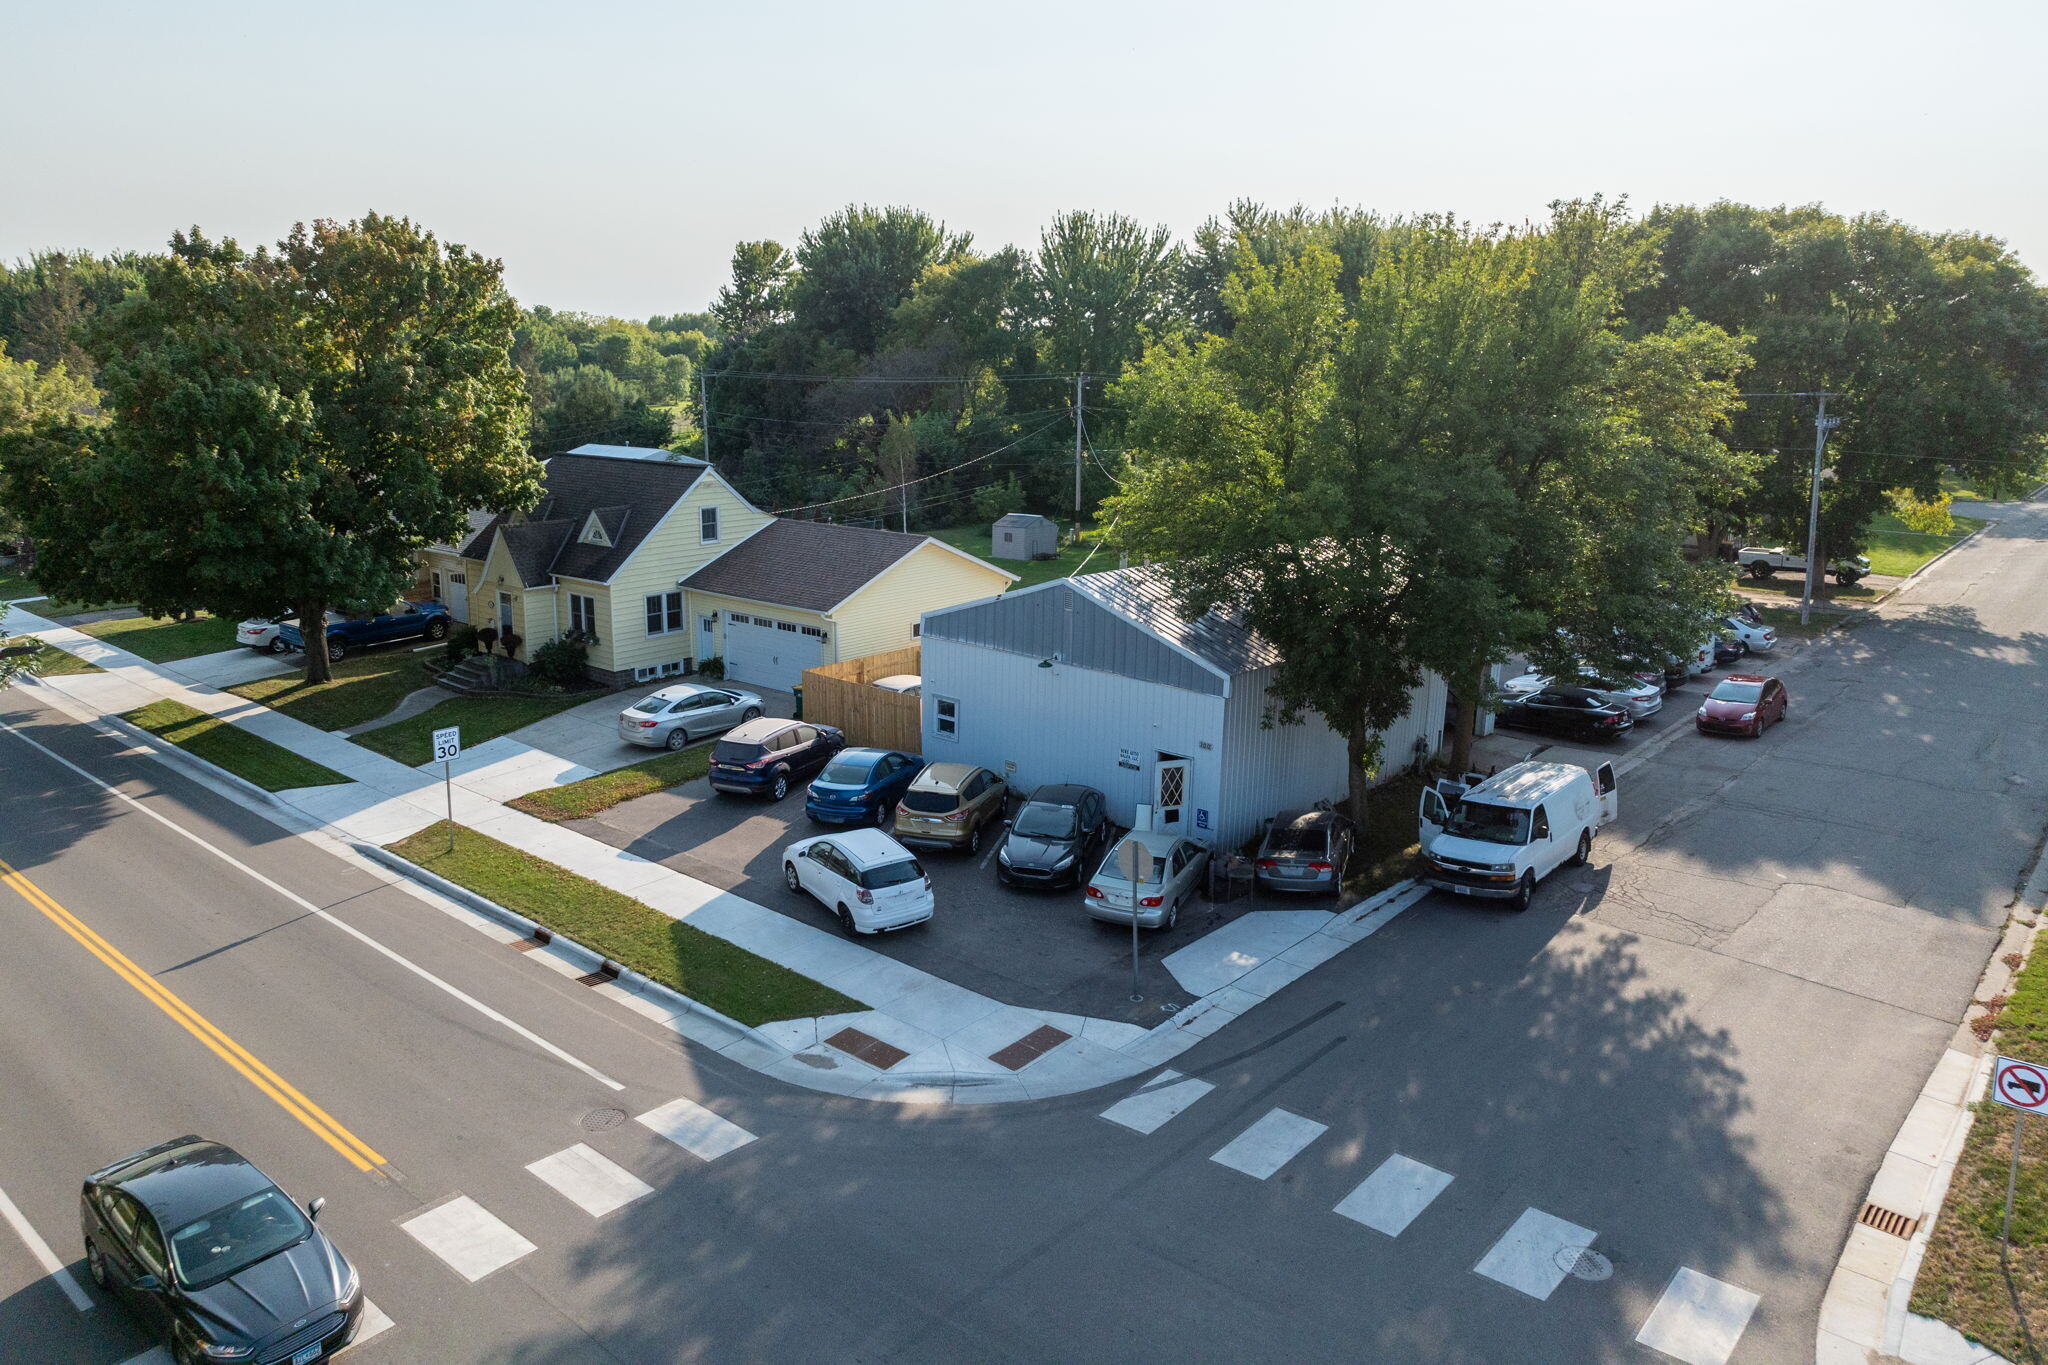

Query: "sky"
left=6, top=0, right=2044, bottom=319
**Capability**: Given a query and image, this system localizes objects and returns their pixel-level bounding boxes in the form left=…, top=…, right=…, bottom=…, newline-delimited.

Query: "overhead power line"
left=767, top=415, right=1071, bottom=516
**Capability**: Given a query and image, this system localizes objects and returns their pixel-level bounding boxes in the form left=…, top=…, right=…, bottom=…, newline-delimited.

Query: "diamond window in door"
left=1158, top=764, right=1185, bottom=808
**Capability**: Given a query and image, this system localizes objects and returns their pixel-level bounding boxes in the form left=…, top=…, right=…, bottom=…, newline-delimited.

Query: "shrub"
left=1889, top=487, right=1957, bottom=536
left=696, top=655, right=725, bottom=680
left=530, top=637, right=589, bottom=688
left=972, top=475, right=1027, bottom=525
left=501, top=630, right=524, bottom=658
left=475, top=625, right=500, bottom=654
left=444, top=623, right=479, bottom=663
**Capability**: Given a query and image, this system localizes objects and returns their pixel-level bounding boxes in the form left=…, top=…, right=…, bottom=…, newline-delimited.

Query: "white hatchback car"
left=783, top=827, right=934, bottom=935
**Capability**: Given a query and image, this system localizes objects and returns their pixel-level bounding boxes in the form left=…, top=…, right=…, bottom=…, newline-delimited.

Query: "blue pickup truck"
left=277, top=599, right=452, bottom=662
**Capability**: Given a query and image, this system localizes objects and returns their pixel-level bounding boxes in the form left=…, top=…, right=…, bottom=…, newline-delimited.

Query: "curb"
left=94, top=710, right=296, bottom=814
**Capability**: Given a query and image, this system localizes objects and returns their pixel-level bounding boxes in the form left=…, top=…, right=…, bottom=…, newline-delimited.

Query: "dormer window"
left=700, top=506, right=719, bottom=543
left=580, top=512, right=611, bottom=547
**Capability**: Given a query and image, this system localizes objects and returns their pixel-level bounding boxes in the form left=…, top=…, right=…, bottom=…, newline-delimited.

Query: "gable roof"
left=566, top=443, right=708, bottom=466
left=994, top=512, right=1055, bottom=528
left=1066, top=565, right=1280, bottom=676
left=681, top=519, right=934, bottom=613
left=458, top=454, right=706, bottom=584
left=428, top=507, right=497, bottom=556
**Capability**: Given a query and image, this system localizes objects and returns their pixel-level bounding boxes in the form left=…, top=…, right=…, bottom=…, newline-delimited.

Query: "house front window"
left=569, top=594, right=596, bottom=637
left=700, top=506, right=719, bottom=543
left=644, top=591, right=683, bottom=635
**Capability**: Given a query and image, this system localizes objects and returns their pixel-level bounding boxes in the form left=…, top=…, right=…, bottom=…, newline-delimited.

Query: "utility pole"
left=1073, top=372, right=1086, bottom=535
left=699, top=369, right=712, bottom=465
left=1799, top=395, right=1841, bottom=627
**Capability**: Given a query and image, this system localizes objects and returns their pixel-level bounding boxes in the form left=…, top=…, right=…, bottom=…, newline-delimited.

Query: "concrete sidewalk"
left=11, top=604, right=1425, bottom=1106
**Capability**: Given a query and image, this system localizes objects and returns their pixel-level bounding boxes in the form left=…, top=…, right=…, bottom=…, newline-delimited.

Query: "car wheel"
left=85, top=1239, right=107, bottom=1289
left=770, top=773, right=789, bottom=801
left=1164, top=895, right=1180, bottom=930
left=784, top=862, right=801, bottom=892
left=665, top=728, right=690, bottom=751
left=1750, top=717, right=1764, bottom=738
left=1749, top=562, right=1774, bottom=579
left=835, top=904, right=858, bottom=936
left=425, top=619, right=449, bottom=640
left=1510, top=873, right=1535, bottom=913
left=1568, top=830, right=1592, bottom=867
left=966, top=823, right=981, bottom=855
left=266, top=637, right=288, bottom=654
left=741, top=706, right=762, bottom=722
left=327, top=640, right=346, bottom=662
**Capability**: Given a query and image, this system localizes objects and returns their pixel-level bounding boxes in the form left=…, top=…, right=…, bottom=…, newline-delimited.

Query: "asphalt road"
left=2, top=494, right=2044, bottom=1365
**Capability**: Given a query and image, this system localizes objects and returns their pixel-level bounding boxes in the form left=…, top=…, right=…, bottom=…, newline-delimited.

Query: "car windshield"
left=1442, top=800, right=1530, bottom=846
left=1709, top=681, right=1764, bottom=703
left=901, top=790, right=959, bottom=814
left=712, top=741, right=765, bottom=763
left=860, top=859, right=924, bottom=890
left=1013, top=803, right=1077, bottom=839
left=1102, top=840, right=1165, bottom=884
left=167, top=1189, right=311, bottom=1289
left=628, top=696, right=669, bottom=715
left=1265, top=823, right=1326, bottom=854
left=819, top=757, right=879, bottom=785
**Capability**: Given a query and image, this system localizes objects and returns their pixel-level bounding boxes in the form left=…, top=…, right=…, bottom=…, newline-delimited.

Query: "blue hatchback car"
left=278, top=598, right=451, bottom=662
left=804, top=748, right=925, bottom=826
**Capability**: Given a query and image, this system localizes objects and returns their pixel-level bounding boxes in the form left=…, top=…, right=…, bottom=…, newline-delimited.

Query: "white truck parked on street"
left=1735, top=545, right=1872, bottom=584
left=1418, top=761, right=1618, bottom=912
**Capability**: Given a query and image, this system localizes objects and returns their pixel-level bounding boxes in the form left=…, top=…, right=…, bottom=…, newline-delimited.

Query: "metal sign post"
left=1992, top=1056, right=2048, bottom=1257
left=432, top=726, right=462, bottom=853
left=1114, top=840, right=1155, bottom=1003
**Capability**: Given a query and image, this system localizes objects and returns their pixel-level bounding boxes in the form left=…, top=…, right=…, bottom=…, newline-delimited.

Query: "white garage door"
left=722, top=614, right=826, bottom=692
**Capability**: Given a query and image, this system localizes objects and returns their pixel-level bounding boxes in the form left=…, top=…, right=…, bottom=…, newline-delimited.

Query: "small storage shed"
left=991, top=513, right=1058, bottom=561
left=917, top=566, right=1447, bottom=850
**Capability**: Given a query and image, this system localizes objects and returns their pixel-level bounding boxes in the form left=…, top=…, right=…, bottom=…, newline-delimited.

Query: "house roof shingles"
left=457, top=454, right=706, bottom=584
left=681, top=519, right=928, bottom=613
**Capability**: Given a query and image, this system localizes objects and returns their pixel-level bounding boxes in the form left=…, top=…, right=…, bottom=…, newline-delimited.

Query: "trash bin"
left=791, top=684, right=803, bottom=719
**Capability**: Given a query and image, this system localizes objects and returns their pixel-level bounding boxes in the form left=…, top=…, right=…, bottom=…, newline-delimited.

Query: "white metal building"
left=917, top=566, right=1448, bottom=850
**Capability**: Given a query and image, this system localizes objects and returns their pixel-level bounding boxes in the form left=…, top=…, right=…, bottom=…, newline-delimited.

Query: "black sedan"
left=1495, top=686, right=1634, bottom=743
left=81, top=1136, right=363, bottom=1364
left=1711, top=634, right=1746, bottom=667
left=996, top=783, right=1111, bottom=888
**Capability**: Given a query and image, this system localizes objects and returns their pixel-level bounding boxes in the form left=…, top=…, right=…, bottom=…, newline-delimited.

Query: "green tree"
left=788, top=206, right=966, bottom=357
left=0, top=216, right=540, bottom=685
left=712, top=241, right=795, bottom=341
left=1033, top=211, right=1179, bottom=378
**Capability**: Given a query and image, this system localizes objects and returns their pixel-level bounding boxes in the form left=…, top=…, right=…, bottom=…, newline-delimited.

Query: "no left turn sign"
left=1994, top=1056, right=2048, bottom=1113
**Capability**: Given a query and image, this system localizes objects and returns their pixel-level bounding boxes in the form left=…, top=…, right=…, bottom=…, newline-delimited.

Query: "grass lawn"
left=0, top=565, right=132, bottom=619
left=2, top=636, right=105, bottom=676
left=1749, top=606, right=1840, bottom=638
left=75, top=612, right=240, bottom=663
left=386, top=822, right=861, bottom=1026
left=1347, top=771, right=1427, bottom=901
left=225, top=651, right=431, bottom=733
left=1910, top=946, right=2048, bottom=1359
left=352, top=691, right=596, bottom=768
left=1864, top=509, right=1987, bottom=578
left=509, top=744, right=711, bottom=822
left=927, top=521, right=1111, bottom=590
left=123, top=699, right=349, bottom=792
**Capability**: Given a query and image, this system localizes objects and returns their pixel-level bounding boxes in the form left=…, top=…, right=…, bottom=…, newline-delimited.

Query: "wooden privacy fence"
left=802, top=645, right=922, bottom=754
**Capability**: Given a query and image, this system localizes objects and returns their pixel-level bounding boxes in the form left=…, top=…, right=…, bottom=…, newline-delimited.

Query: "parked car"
left=782, top=827, right=934, bottom=935
left=1710, top=634, right=1746, bottom=668
left=1695, top=673, right=1788, bottom=738
left=276, top=599, right=450, bottom=662
left=617, top=683, right=764, bottom=751
left=870, top=674, right=922, bottom=696
left=80, top=1135, right=365, bottom=1365
left=1737, top=545, right=1871, bottom=585
left=805, top=748, right=925, bottom=826
left=1418, top=760, right=1618, bottom=911
left=1254, top=809, right=1356, bottom=896
left=1503, top=668, right=1662, bottom=719
left=1721, top=614, right=1777, bottom=653
left=893, top=762, right=1008, bottom=853
left=708, top=718, right=846, bottom=800
left=236, top=611, right=334, bottom=654
left=1495, top=687, right=1634, bottom=743
left=1084, top=828, right=1210, bottom=930
left=997, top=783, right=1111, bottom=889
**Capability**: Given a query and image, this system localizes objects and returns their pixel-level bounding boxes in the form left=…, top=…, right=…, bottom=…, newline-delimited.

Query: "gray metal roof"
left=994, top=512, right=1055, bottom=528
left=681, top=519, right=928, bottom=612
left=566, top=443, right=708, bottom=466
left=919, top=565, right=1274, bottom=698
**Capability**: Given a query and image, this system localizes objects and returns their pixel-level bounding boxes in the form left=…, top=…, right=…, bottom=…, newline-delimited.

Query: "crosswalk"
left=1099, top=1071, right=1761, bottom=1365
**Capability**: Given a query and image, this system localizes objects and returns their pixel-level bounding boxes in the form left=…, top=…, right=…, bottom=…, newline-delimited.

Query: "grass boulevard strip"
left=122, top=698, right=349, bottom=792
left=0, top=853, right=388, bottom=1173
left=508, top=745, right=711, bottom=822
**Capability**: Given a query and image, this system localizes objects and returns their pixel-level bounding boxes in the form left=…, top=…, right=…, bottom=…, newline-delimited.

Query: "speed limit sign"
left=432, top=726, right=462, bottom=763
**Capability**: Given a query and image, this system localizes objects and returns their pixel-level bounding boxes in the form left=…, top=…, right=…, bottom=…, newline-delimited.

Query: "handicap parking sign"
left=1195, top=808, right=1210, bottom=830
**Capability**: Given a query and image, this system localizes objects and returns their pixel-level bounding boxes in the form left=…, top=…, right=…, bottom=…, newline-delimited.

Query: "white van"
left=1417, top=760, right=1618, bottom=911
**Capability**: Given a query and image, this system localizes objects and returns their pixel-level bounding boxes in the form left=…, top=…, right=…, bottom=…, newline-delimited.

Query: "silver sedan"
left=617, top=683, right=764, bottom=750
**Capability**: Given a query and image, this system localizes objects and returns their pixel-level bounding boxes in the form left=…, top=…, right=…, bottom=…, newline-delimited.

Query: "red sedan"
left=1695, top=674, right=1787, bottom=737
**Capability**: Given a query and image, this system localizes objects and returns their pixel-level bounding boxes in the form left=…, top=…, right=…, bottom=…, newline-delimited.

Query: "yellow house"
left=420, top=444, right=1013, bottom=690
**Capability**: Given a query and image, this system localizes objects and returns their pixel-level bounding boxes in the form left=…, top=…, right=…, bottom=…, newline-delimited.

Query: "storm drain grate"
left=581, top=1108, right=627, bottom=1132
left=989, top=1025, right=1074, bottom=1072
left=1859, top=1202, right=1920, bottom=1239
left=825, top=1027, right=909, bottom=1070
left=1555, top=1247, right=1613, bottom=1281
left=574, top=971, right=611, bottom=987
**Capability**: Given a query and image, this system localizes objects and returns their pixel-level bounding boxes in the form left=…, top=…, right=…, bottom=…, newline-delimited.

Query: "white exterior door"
left=723, top=616, right=824, bottom=692
left=1154, top=756, right=1189, bottom=831
left=447, top=572, right=469, bottom=623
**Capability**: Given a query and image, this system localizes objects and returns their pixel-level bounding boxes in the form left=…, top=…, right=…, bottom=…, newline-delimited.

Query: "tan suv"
left=893, top=762, right=1008, bottom=854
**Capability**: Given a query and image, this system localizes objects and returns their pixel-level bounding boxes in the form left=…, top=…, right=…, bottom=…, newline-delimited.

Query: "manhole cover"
left=1556, top=1247, right=1613, bottom=1281
left=580, top=1107, right=627, bottom=1132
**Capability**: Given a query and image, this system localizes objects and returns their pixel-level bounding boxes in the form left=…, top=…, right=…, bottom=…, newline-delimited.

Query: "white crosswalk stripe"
left=399, top=1195, right=536, bottom=1282
left=1473, top=1207, right=1599, bottom=1301
left=1635, top=1267, right=1761, bottom=1365
left=1100, top=1069, right=1215, bottom=1134
left=528, top=1143, right=655, bottom=1217
left=1333, top=1154, right=1454, bottom=1237
left=1209, top=1107, right=1328, bottom=1179
left=636, top=1096, right=758, bottom=1162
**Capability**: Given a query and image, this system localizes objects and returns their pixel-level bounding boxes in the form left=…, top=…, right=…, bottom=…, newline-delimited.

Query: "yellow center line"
left=0, top=856, right=387, bottom=1173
